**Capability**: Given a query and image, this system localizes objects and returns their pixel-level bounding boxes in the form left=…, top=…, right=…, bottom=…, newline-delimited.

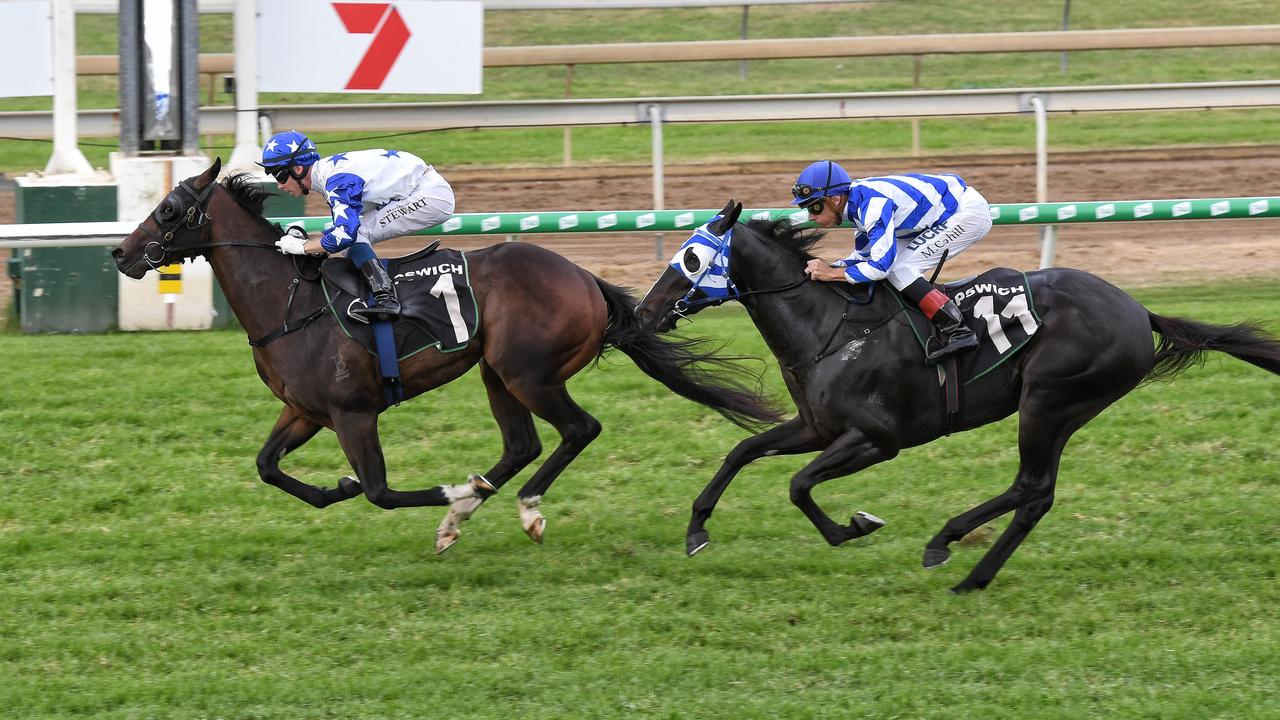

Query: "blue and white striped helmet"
left=259, top=130, right=320, bottom=169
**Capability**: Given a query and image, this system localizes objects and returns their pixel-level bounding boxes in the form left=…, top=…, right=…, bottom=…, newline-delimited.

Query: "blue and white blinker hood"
left=670, top=215, right=740, bottom=312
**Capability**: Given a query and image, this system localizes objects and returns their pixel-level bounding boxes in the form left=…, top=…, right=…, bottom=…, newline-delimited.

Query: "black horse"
left=636, top=201, right=1280, bottom=592
left=112, top=161, right=781, bottom=554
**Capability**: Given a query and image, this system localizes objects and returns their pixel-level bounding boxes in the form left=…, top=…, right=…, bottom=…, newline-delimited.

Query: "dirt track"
left=379, top=146, right=1280, bottom=291
left=4, top=146, right=1279, bottom=318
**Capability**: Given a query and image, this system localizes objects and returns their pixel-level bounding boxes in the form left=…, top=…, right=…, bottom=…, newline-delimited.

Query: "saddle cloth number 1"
left=429, top=274, right=470, bottom=343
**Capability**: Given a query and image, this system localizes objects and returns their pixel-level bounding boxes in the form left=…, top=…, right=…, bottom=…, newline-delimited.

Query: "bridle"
left=670, top=223, right=819, bottom=318
left=133, top=178, right=278, bottom=269
left=132, top=176, right=331, bottom=347
left=668, top=222, right=882, bottom=369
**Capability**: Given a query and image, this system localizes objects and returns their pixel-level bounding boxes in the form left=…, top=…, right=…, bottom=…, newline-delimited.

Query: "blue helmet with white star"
left=259, top=130, right=320, bottom=169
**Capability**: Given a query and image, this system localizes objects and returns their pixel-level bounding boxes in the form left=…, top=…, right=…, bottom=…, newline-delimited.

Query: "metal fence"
left=4, top=195, right=1277, bottom=252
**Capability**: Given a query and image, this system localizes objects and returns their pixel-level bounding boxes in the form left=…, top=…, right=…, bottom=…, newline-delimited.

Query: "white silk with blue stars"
left=308, top=148, right=431, bottom=253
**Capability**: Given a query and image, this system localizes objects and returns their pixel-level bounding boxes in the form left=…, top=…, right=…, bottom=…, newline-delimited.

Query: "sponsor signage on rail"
left=258, top=1, right=482, bottom=94
left=0, top=2, right=53, bottom=98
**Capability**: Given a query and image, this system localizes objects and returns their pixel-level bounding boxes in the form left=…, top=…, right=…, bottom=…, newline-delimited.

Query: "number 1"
left=430, top=274, right=470, bottom=343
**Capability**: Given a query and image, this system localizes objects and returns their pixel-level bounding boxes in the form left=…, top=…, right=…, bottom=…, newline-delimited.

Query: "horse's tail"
left=593, top=277, right=784, bottom=431
left=1146, top=313, right=1280, bottom=382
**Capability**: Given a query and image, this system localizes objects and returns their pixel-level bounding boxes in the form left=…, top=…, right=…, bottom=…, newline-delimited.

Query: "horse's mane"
left=220, top=172, right=280, bottom=230
left=744, top=218, right=825, bottom=261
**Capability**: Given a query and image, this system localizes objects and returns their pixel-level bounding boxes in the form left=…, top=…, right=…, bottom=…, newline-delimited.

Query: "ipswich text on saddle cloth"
left=395, top=263, right=464, bottom=281
left=952, top=282, right=1026, bottom=304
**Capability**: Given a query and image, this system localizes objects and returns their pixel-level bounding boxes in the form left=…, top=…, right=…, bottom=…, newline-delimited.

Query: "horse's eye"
left=158, top=202, right=177, bottom=221
left=682, top=247, right=702, bottom=273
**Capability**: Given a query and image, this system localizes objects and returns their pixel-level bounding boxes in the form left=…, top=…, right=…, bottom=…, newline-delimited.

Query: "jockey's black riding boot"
left=901, top=278, right=977, bottom=363
left=925, top=298, right=978, bottom=362
left=353, top=259, right=401, bottom=321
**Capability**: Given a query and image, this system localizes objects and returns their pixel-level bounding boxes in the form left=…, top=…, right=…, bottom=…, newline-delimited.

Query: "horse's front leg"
left=257, top=406, right=363, bottom=508
left=331, top=411, right=488, bottom=510
left=435, top=361, right=542, bottom=555
left=686, top=416, right=826, bottom=556
left=789, top=428, right=897, bottom=546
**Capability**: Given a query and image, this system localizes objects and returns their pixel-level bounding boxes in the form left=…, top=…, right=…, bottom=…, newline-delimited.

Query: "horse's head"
left=112, top=157, right=222, bottom=279
left=637, top=199, right=742, bottom=332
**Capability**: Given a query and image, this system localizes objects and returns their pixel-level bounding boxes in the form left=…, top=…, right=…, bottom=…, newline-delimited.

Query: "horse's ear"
left=198, top=157, right=222, bottom=186
left=709, top=199, right=742, bottom=236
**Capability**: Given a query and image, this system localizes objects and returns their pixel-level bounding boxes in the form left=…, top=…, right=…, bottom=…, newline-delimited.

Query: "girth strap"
left=372, top=316, right=405, bottom=407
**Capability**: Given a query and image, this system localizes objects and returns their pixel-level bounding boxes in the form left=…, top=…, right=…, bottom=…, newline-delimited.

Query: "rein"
left=138, top=178, right=333, bottom=347
left=673, top=274, right=809, bottom=316
left=780, top=280, right=896, bottom=375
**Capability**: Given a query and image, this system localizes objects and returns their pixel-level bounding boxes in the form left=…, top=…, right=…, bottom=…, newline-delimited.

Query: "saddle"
left=320, top=242, right=480, bottom=361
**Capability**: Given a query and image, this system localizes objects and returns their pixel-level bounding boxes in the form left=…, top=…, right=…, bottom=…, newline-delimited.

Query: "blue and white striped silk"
left=840, top=173, right=968, bottom=283
left=670, top=219, right=738, bottom=299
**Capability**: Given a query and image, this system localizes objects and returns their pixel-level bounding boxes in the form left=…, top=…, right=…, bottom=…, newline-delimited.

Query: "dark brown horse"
left=636, top=201, right=1280, bottom=592
left=111, top=160, right=780, bottom=554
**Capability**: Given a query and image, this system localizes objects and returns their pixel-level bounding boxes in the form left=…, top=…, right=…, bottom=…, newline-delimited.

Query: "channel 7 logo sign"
left=332, top=3, right=411, bottom=90
left=258, top=1, right=481, bottom=94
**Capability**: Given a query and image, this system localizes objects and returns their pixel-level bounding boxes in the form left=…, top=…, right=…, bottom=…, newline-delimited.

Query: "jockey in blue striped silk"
left=793, top=159, right=991, bottom=362
left=259, top=130, right=456, bottom=321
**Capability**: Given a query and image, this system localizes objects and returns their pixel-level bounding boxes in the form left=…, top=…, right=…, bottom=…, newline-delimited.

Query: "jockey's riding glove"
left=275, top=235, right=307, bottom=255
left=275, top=224, right=309, bottom=254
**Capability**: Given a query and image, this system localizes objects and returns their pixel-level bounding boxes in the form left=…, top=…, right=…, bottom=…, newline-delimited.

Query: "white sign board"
left=0, top=2, right=53, bottom=97
left=259, top=1, right=482, bottom=94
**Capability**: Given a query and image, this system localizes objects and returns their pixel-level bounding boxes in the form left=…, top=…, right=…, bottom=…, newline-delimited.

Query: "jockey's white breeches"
left=354, top=167, right=456, bottom=247
left=886, top=186, right=993, bottom=291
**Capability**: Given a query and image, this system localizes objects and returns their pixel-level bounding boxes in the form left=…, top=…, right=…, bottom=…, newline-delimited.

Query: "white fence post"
left=226, top=0, right=261, bottom=171
left=1029, top=94, right=1058, bottom=268
left=45, top=0, right=94, bottom=175
left=649, top=103, right=665, bottom=260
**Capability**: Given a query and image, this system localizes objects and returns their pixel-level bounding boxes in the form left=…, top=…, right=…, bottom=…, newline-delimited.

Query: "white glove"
left=275, top=235, right=307, bottom=255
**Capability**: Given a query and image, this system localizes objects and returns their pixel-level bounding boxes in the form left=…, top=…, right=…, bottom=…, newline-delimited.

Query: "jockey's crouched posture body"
left=259, top=130, right=456, bottom=321
left=793, top=160, right=990, bottom=362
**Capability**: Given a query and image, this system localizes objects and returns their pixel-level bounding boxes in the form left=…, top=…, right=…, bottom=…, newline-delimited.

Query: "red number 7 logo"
left=332, top=3, right=412, bottom=90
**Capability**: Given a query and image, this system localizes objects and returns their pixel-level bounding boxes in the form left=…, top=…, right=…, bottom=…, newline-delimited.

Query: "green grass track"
left=0, top=280, right=1276, bottom=718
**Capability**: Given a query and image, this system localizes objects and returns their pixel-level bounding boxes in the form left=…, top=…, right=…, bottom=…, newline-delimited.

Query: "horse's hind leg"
left=436, top=362, right=543, bottom=554
left=933, top=389, right=1126, bottom=593
left=256, top=406, right=362, bottom=508
left=504, top=381, right=602, bottom=544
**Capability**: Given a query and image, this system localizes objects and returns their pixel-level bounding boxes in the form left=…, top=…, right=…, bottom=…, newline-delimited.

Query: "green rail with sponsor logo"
left=271, top=196, right=1280, bottom=236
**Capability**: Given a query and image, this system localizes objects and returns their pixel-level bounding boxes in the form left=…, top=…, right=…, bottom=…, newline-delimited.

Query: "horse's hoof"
left=338, top=475, right=362, bottom=498
left=435, top=529, right=460, bottom=556
left=949, top=580, right=985, bottom=595
left=686, top=531, right=710, bottom=557
left=851, top=510, right=886, bottom=536
left=523, top=516, right=546, bottom=544
left=922, top=548, right=951, bottom=569
left=469, top=474, right=497, bottom=498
